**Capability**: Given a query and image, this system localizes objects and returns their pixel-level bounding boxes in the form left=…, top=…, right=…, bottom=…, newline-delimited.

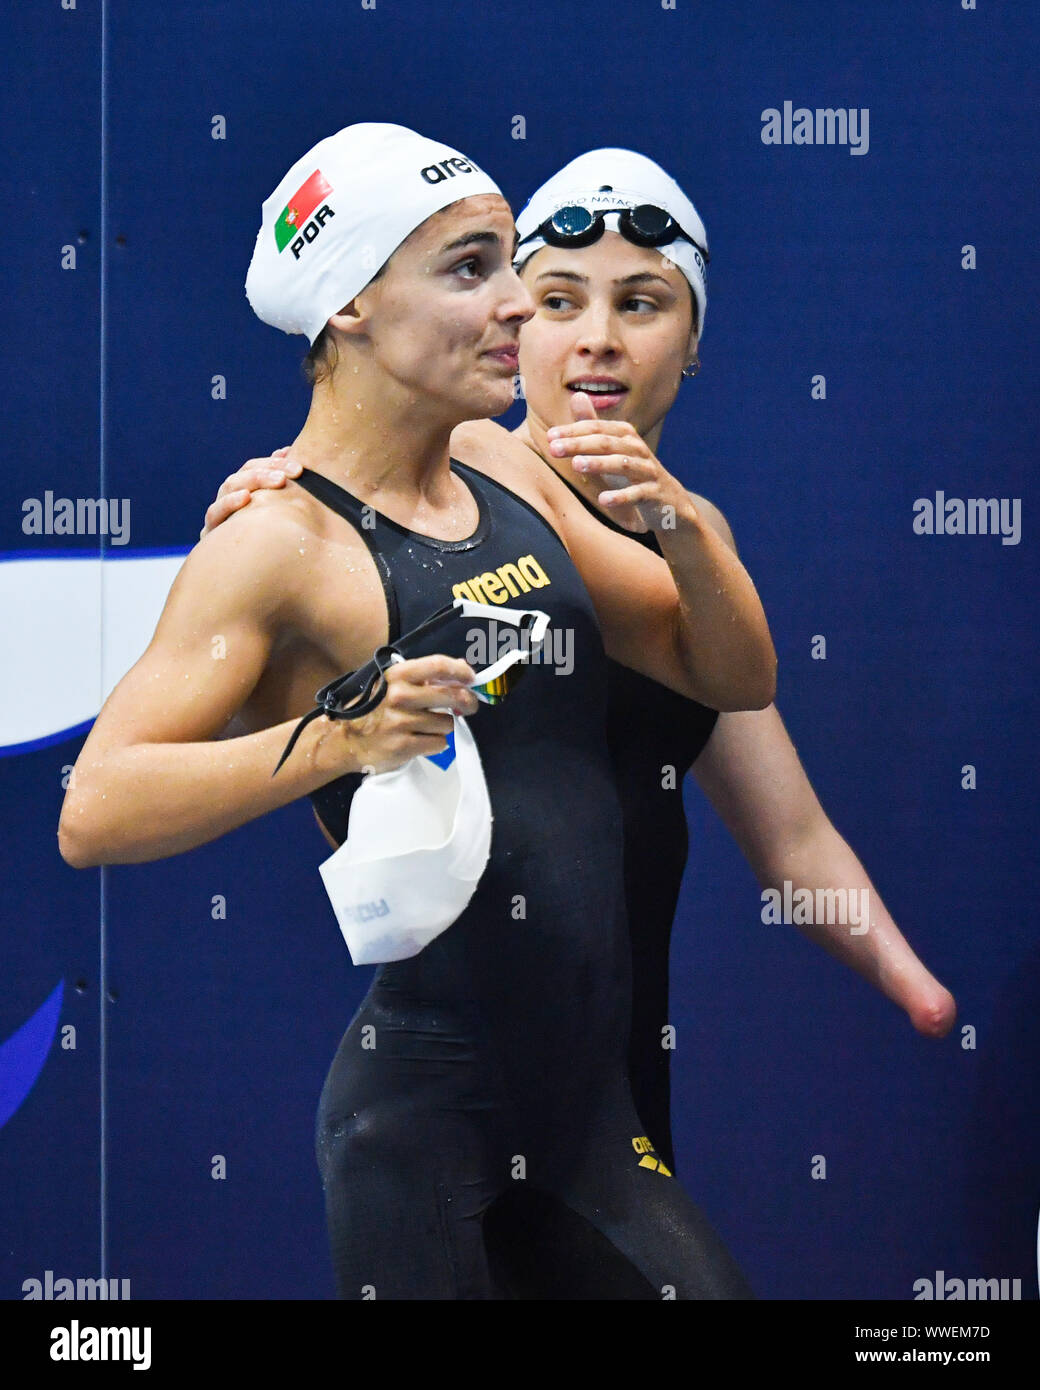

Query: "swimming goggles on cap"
left=522, top=203, right=710, bottom=265
left=273, top=597, right=550, bottom=775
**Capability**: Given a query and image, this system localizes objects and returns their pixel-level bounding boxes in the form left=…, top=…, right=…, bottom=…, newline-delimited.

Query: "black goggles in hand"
left=272, top=598, right=550, bottom=775
left=521, top=203, right=709, bottom=266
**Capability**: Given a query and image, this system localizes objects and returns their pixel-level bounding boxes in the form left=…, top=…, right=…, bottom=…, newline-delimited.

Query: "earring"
left=681, top=359, right=700, bottom=379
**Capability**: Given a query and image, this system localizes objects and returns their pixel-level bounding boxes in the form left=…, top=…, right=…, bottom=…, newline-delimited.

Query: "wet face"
left=516, top=233, right=698, bottom=439
left=352, top=194, right=534, bottom=422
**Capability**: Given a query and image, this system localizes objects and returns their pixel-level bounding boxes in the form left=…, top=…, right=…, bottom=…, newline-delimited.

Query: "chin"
left=461, top=382, right=516, bottom=421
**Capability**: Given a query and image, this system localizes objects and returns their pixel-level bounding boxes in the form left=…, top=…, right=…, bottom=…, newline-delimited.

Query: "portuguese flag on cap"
left=275, top=169, right=334, bottom=253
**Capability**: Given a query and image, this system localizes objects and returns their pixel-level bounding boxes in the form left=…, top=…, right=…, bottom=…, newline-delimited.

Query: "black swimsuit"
left=564, top=478, right=720, bottom=1175
left=295, top=462, right=749, bottom=1300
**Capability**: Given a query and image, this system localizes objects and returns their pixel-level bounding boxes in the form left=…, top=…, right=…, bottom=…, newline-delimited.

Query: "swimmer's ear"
left=326, top=298, right=367, bottom=338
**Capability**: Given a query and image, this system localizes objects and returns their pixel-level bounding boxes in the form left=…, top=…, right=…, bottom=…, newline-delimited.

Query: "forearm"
left=755, top=817, right=949, bottom=1025
left=59, top=716, right=349, bottom=867
left=657, top=510, right=776, bottom=711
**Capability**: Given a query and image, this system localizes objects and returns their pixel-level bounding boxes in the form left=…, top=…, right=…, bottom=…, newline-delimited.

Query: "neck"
left=290, top=353, right=460, bottom=503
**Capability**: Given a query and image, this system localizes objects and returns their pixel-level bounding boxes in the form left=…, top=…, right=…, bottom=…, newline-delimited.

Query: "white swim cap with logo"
left=246, top=122, right=504, bottom=345
left=513, top=148, right=709, bottom=336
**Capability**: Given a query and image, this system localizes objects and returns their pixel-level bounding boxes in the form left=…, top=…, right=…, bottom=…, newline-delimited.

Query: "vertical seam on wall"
left=98, top=0, right=109, bottom=1284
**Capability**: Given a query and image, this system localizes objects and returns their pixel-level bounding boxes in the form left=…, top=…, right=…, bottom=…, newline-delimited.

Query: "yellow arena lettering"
left=517, top=553, right=549, bottom=588
left=495, top=562, right=526, bottom=597
left=479, top=572, right=507, bottom=603
left=452, top=555, right=552, bottom=604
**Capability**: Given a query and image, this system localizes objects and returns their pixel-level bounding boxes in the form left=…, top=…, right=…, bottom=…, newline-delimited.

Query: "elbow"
left=748, top=636, right=778, bottom=709
left=715, top=687, right=773, bottom=714
left=58, top=803, right=104, bottom=869
left=715, top=651, right=777, bottom=713
left=749, top=660, right=778, bottom=711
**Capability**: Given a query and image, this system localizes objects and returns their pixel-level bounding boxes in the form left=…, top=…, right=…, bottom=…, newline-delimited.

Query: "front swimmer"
left=60, top=123, right=774, bottom=1298
left=292, top=450, right=751, bottom=1299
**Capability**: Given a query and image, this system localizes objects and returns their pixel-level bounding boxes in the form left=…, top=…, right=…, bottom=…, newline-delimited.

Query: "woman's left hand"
left=199, top=447, right=300, bottom=539
left=546, top=391, right=697, bottom=534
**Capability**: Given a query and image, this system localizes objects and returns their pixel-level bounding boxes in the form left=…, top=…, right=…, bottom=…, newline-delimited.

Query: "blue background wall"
left=1, top=0, right=1036, bottom=1299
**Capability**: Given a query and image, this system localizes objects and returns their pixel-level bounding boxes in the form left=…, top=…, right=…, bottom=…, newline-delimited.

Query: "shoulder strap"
left=552, top=467, right=661, bottom=555
left=294, top=467, right=401, bottom=639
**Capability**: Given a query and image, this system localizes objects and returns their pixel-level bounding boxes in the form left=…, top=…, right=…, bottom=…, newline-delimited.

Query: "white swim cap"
left=319, top=711, right=493, bottom=966
left=513, top=148, right=709, bottom=337
left=245, top=123, right=504, bottom=345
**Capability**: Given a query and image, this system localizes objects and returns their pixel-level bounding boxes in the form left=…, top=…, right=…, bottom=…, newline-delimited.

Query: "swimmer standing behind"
left=208, top=145, right=956, bottom=1195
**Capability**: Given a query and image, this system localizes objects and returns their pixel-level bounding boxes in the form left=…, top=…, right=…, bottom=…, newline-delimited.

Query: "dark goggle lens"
left=550, top=205, right=595, bottom=236
left=540, top=203, right=693, bottom=253
left=623, top=204, right=675, bottom=244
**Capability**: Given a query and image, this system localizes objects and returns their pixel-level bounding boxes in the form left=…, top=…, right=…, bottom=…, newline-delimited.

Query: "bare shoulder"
left=450, top=417, right=517, bottom=462
left=450, top=418, right=558, bottom=521
left=687, top=490, right=738, bottom=553
left=451, top=418, right=534, bottom=478
left=183, top=479, right=331, bottom=627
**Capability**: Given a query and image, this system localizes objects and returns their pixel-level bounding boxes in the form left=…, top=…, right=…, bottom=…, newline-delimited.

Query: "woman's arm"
left=679, top=492, right=954, bottom=1036
left=58, top=502, right=476, bottom=867
left=539, top=405, right=776, bottom=711
left=692, top=706, right=956, bottom=1036
left=59, top=508, right=324, bottom=865
left=452, top=417, right=776, bottom=713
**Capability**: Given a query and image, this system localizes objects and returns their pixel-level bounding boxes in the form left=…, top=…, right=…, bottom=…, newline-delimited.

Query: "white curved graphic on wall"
left=0, top=551, right=188, bottom=754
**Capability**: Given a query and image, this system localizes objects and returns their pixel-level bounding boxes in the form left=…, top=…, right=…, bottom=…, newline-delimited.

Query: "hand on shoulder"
left=188, top=476, right=323, bottom=626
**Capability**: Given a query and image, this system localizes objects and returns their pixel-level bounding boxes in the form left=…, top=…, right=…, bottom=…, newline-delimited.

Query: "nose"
left=574, top=303, right=622, bottom=357
left=498, top=265, right=536, bottom=328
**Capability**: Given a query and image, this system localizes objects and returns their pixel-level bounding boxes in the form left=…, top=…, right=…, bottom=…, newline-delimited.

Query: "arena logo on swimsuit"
left=632, top=1135, right=672, bottom=1177
left=450, top=552, right=550, bottom=605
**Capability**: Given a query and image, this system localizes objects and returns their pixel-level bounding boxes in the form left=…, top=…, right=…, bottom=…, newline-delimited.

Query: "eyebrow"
left=533, top=269, right=674, bottom=288
left=436, top=230, right=519, bottom=256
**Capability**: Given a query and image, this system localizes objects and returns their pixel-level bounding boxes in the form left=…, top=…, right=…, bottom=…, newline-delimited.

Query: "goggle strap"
left=273, top=599, right=549, bottom=774
left=522, top=204, right=709, bottom=266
